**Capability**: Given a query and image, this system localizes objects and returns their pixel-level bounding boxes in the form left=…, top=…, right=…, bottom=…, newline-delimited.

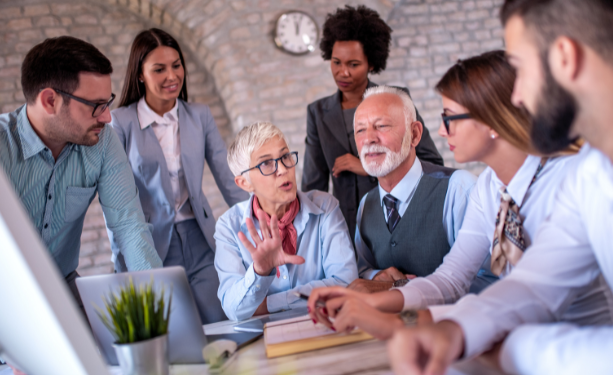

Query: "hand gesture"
left=387, top=321, right=464, bottom=375
left=332, top=153, right=368, bottom=177
left=238, top=209, right=305, bottom=276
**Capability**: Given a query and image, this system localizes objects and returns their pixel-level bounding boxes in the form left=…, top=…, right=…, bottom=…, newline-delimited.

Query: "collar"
left=137, top=97, right=179, bottom=130
left=378, top=157, right=423, bottom=207
left=240, top=190, right=324, bottom=237
left=499, top=155, right=542, bottom=206
left=17, top=105, right=53, bottom=160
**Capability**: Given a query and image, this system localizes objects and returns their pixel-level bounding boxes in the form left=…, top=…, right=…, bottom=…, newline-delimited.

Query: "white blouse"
left=137, top=97, right=193, bottom=222
left=398, top=154, right=613, bottom=328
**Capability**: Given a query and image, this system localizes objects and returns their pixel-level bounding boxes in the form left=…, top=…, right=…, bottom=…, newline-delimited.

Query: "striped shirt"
left=0, top=105, right=162, bottom=277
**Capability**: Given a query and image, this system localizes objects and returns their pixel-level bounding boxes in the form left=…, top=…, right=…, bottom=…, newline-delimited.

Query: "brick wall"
left=0, top=0, right=504, bottom=276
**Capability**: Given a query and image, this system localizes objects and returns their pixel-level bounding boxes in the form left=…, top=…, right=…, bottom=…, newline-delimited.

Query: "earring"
left=491, top=134, right=496, bottom=139
left=139, top=79, right=143, bottom=83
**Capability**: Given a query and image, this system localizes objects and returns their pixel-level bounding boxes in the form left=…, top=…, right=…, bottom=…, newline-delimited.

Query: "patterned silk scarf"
left=490, top=158, right=548, bottom=276
left=252, top=196, right=300, bottom=277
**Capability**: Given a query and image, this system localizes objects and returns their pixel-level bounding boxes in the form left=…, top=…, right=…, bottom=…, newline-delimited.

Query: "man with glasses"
left=341, top=86, right=477, bottom=294
left=0, top=36, right=162, bottom=310
left=214, top=121, right=358, bottom=321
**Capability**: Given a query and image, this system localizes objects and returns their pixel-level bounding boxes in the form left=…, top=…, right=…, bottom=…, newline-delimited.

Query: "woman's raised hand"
left=238, top=209, right=305, bottom=276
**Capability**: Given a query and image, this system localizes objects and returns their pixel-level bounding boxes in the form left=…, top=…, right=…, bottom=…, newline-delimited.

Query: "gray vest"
left=359, top=161, right=455, bottom=277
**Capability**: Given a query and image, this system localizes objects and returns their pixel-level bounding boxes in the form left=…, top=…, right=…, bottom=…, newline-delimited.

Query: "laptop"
left=76, top=266, right=259, bottom=365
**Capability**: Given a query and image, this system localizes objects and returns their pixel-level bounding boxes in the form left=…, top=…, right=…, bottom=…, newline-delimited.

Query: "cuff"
left=428, top=305, right=455, bottom=322
left=397, top=285, right=426, bottom=310
left=361, top=269, right=381, bottom=280
left=437, top=295, right=498, bottom=359
left=244, top=264, right=276, bottom=292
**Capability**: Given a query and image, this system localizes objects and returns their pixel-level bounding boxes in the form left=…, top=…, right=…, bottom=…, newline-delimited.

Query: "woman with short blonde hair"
left=215, top=121, right=358, bottom=321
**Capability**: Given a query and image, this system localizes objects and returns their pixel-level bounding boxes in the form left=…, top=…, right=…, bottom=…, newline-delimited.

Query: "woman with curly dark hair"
left=301, top=5, right=443, bottom=242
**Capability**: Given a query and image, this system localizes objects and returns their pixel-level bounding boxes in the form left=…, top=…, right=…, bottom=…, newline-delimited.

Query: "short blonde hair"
left=227, top=121, right=289, bottom=176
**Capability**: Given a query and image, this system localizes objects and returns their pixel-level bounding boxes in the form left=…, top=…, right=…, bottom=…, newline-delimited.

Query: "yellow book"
left=263, top=315, right=374, bottom=358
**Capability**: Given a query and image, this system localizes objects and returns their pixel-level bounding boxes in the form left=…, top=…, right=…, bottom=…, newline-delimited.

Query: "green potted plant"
left=96, top=277, right=172, bottom=375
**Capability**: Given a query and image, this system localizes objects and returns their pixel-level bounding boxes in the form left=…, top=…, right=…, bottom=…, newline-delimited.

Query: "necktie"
left=383, top=194, right=401, bottom=233
left=490, top=158, right=548, bottom=276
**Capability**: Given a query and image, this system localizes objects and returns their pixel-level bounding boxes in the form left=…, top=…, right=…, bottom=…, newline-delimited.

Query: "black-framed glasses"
left=241, top=151, right=299, bottom=176
left=441, top=113, right=471, bottom=134
left=53, top=88, right=115, bottom=117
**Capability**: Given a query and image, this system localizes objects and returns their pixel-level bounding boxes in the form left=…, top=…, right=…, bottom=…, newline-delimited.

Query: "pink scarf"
left=252, top=196, right=300, bottom=277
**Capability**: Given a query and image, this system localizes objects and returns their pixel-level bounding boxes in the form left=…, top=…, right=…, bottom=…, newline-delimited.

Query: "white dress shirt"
left=398, top=155, right=606, bottom=314
left=137, top=97, right=194, bottom=222
left=437, top=145, right=613, bottom=373
left=355, top=158, right=477, bottom=279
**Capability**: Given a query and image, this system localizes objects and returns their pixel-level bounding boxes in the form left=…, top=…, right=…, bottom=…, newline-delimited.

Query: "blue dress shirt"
left=0, top=105, right=162, bottom=277
left=214, top=190, right=359, bottom=321
left=355, top=158, right=477, bottom=280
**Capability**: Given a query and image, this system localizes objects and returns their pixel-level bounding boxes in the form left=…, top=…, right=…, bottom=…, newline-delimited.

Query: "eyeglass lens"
left=259, top=153, right=298, bottom=175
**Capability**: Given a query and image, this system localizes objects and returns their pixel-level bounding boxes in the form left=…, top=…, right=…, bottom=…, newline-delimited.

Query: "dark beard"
left=530, top=59, right=579, bottom=154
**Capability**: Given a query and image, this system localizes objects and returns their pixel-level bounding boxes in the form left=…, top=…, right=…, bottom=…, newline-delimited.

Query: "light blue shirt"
left=355, top=158, right=477, bottom=279
left=214, top=190, right=359, bottom=321
left=0, top=105, right=162, bottom=277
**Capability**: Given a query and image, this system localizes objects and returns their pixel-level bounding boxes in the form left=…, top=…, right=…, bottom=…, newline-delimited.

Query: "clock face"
left=274, top=11, right=319, bottom=55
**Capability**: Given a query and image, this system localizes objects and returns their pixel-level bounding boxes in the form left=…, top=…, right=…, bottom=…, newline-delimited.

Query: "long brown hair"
left=435, top=50, right=537, bottom=154
left=435, top=50, right=581, bottom=155
left=118, top=28, right=188, bottom=107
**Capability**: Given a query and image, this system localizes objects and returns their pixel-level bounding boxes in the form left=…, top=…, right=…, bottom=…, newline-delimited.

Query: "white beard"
left=360, top=132, right=412, bottom=178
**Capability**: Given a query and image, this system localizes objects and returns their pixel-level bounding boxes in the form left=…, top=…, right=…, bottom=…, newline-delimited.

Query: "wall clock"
left=274, top=10, right=319, bottom=55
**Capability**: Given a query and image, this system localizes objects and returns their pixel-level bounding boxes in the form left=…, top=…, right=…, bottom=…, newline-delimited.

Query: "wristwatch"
left=393, top=278, right=410, bottom=288
left=398, top=309, right=419, bottom=327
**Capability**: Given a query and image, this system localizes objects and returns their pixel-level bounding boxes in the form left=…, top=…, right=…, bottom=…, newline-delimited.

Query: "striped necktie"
left=383, top=194, right=401, bottom=233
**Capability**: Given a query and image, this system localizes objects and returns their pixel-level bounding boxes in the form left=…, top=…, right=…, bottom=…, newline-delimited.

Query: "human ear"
left=549, top=36, right=582, bottom=86
left=235, top=175, right=254, bottom=193
left=410, top=121, right=423, bottom=147
left=38, top=88, right=61, bottom=115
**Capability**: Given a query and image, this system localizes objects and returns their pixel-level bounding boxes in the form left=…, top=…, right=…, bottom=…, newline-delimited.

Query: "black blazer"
left=301, top=80, right=444, bottom=242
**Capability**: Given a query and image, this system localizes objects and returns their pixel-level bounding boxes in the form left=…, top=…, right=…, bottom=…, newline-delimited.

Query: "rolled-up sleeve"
left=98, top=127, right=162, bottom=271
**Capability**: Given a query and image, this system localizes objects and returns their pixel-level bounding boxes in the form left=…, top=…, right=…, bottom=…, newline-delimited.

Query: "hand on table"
left=314, top=295, right=404, bottom=340
left=238, top=209, right=305, bottom=276
left=307, top=287, right=373, bottom=324
left=254, top=297, right=269, bottom=316
left=373, top=267, right=416, bottom=282
left=387, top=320, right=465, bottom=375
left=332, top=154, right=368, bottom=177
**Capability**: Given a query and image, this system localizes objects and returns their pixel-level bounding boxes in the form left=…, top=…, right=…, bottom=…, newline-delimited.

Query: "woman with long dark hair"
left=301, top=5, right=444, bottom=242
left=306, top=50, right=611, bottom=339
left=110, top=28, right=248, bottom=324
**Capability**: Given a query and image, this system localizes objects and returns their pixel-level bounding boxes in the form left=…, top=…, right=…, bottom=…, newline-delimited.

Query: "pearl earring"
left=139, top=79, right=143, bottom=83
left=491, top=134, right=496, bottom=139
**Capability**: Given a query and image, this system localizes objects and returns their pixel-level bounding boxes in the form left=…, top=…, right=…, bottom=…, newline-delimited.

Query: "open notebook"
left=263, top=314, right=373, bottom=358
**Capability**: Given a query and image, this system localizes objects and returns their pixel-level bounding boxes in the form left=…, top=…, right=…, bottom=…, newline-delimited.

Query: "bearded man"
left=349, top=86, right=477, bottom=293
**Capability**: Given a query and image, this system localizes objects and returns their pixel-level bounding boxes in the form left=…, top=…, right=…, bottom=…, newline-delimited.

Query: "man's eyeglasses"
left=441, top=113, right=471, bottom=134
left=241, top=152, right=299, bottom=176
left=54, top=88, right=115, bottom=117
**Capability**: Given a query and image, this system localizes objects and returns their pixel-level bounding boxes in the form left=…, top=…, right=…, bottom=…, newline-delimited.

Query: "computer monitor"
left=0, top=169, right=109, bottom=375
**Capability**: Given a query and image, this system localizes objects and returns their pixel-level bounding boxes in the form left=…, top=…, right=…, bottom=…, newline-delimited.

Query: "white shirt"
left=137, top=97, right=193, bottom=222
left=355, top=158, right=477, bottom=279
left=437, top=145, right=613, bottom=372
left=398, top=155, right=598, bottom=312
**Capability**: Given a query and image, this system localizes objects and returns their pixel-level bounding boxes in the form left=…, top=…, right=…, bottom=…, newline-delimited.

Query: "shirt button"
left=48, top=194, right=52, bottom=200
left=283, top=275, right=287, bottom=280
left=44, top=223, right=48, bottom=229
left=391, top=241, right=397, bottom=247
left=255, top=285, right=261, bottom=289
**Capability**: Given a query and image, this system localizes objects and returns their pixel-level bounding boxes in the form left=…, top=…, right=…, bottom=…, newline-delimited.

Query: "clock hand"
left=295, top=15, right=302, bottom=35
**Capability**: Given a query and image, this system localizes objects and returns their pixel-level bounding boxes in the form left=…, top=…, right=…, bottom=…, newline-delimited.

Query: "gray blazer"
left=110, top=99, right=248, bottom=269
left=301, top=81, right=443, bottom=242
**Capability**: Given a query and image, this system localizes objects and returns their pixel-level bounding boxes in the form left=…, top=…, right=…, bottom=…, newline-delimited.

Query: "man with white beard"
left=348, top=86, right=477, bottom=293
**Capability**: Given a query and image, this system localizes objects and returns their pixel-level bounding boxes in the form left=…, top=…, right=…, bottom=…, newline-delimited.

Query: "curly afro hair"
left=319, top=5, right=392, bottom=74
